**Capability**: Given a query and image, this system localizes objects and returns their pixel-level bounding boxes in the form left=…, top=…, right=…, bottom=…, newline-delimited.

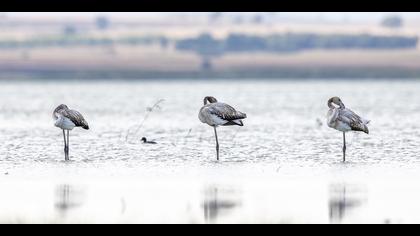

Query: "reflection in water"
left=54, top=185, right=84, bottom=218
left=202, top=186, right=241, bottom=223
left=329, top=184, right=366, bottom=223
left=120, top=197, right=126, bottom=215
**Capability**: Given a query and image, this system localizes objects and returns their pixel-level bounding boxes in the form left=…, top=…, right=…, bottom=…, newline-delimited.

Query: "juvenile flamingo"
left=53, top=104, right=89, bottom=161
left=327, top=97, right=369, bottom=162
left=199, top=96, right=247, bottom=160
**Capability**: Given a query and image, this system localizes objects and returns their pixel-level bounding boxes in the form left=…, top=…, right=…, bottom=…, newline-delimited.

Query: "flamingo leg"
left=66, top=130, right=70, bottom=161
left=342, top=132, right=346, bottom=162
left=63, top=129, right=68, bottom=161
left=213, top=126, right=219, bottom=161
left=63, top=129, right=69, bottom=161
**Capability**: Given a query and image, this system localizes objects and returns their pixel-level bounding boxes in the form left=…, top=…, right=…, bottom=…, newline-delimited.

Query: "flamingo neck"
left=328, top=100, right=345, bottom=109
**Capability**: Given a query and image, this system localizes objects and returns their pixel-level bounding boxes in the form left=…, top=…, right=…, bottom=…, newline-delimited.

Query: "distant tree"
left=63, top=25, right=77, bottom=36
left=175, top=33, right=224, bottom=57
left=96, top=16, right=110, bottom=30
left=209, top=12, right=222, bottom=23
left=201, top=57, right=213, bottom=71
left=225, top=34, right=267, bottom=51
left=160, top=37, right=169, bottom=49
left=381, top=16, right=403, bottom=28
left=175, top=32, right=418, bottom=55
left=253, top=15, right=263, bottom=24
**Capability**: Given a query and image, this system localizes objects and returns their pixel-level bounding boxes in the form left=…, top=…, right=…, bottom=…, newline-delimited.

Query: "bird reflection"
left=202, top=186, right=240, bottom=223
left=54, top=184, right=84, bottom=217
left=329, top=184, right=365, bottom=223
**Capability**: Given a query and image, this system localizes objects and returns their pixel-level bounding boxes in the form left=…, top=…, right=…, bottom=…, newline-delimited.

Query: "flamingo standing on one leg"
left=326, top=97, right=370, bottom=162
left=53, top=104, right=89, bottom=161
left=198, top=96, right=247, bottom=161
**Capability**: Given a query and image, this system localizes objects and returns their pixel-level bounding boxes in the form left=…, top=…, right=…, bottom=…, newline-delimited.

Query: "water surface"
left=1, top=79, right=420, bottom=223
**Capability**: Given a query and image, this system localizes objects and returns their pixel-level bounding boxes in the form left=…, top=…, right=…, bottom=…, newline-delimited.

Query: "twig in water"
left=183, top=128, right=192, bottom=145
left=125, top=99, right=165, bottom=142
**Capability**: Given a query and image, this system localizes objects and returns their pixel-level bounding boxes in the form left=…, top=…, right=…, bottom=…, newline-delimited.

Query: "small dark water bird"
left=198, top=96, right=247, bottom=161
left=326, top=97, right=370, bottom=162
left=53, top=104, right=89, bottom=161
left=141, top=137, right=157, bottom=144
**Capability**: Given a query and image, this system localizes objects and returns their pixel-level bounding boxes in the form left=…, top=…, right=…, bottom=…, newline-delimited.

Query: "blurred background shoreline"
left=1, top=12, right=420, bottom=80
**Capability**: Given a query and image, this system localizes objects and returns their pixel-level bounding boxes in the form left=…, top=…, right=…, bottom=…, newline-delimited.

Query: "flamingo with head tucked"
left=53, top=104, right=89, bottom=161
left=327, top=97, right=370, bottom=162
left=199, top=96, right=247, bottom=161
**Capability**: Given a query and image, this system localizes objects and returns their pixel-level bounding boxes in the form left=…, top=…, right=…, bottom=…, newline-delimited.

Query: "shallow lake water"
left=1, top=79, right=420, bottom=223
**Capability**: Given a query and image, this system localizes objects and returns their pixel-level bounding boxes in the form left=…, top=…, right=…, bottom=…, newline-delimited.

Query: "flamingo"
left=327, top=97, right=370, bottom=162
left=53, top=104, right=89, bottom=161
left=198, top=96, right=247, bottom=160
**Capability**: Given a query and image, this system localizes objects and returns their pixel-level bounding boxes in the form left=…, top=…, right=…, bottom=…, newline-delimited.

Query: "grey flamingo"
left=53, top=104, right=89, bottom=161
left=199, top=96, right=247, bottom=160
left=327, top=97, right=370, bottom=162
